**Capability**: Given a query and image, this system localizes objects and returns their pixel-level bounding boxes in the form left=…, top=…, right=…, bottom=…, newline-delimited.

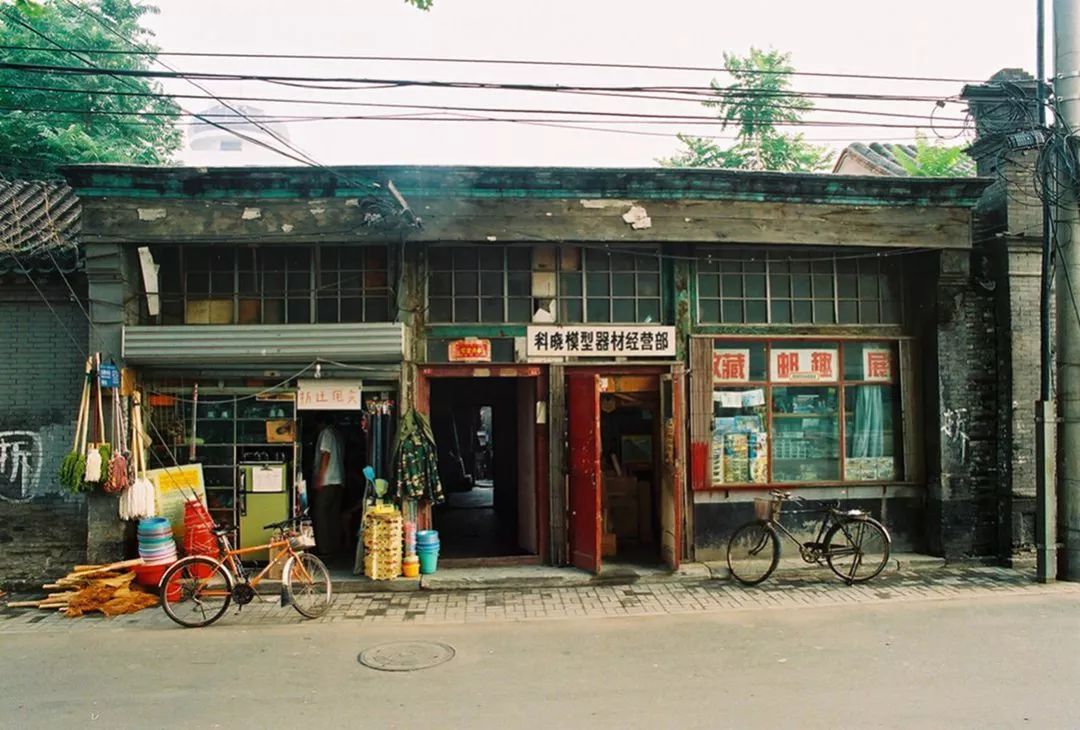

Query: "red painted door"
left=567, top=373, right=602, bottom=573
left=660, top=364, right=685, bottom=570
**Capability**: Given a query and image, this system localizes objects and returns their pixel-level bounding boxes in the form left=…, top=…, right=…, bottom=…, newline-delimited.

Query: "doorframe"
left=563, top=363, right=685, bottom=570
left=416, top=364, right=550, bottom=565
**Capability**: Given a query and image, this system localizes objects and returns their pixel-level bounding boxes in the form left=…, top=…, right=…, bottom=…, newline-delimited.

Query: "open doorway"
left=429, top=377, right=538, bottom=559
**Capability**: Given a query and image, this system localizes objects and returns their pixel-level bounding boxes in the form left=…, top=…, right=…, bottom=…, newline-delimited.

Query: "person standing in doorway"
left=313, top=416, right=345, bottom=556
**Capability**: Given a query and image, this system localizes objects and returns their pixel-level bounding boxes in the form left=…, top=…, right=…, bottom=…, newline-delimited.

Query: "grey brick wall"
left=0, top=277, right=89, bottom=586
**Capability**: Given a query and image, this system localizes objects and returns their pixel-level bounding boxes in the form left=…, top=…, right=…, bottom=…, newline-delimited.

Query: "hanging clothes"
left=392, top=409, right=445, bottom=504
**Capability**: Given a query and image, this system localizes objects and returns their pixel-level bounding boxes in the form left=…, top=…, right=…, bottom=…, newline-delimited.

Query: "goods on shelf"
left=362, top=505, right=403, bottom=580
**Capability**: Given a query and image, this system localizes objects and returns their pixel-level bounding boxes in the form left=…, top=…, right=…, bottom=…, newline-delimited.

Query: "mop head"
left=59, top=451, right=86, bottom=493
left=84, top=447, right=103, bottom=483
left=104, top=453, right=129, bottom=494
left=119, top=476, right=156, bottom=521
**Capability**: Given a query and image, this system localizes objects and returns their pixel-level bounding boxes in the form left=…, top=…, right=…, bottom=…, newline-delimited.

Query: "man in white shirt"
left=313, top=417, right=345, bottom=555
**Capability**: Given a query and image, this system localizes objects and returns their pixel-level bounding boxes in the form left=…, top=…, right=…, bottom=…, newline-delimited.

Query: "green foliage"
left=892, top=134, right=974, bottom=177
left=660, top=48, right=832, bottom=173
left=404, top=0, right=433, bottom=9
left=0, top=0, right=182, bottom=179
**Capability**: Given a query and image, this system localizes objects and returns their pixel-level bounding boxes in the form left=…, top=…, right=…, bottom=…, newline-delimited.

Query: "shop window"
left=151, top=244, right=394, bottom=325
left=427, top=245, right=663, bottom=324
left=710, top=338, right=903, bottom=486
left=697, top=250, right=903, bottom=326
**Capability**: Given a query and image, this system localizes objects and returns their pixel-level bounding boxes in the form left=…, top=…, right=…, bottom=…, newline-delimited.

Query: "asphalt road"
left=2, top=592, right=1078, bottom=729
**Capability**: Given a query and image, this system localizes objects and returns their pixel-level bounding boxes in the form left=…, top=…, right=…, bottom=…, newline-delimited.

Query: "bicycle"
left=726, top=490, right=892, bottom=586
left=159, top=515, right=333, bottom=628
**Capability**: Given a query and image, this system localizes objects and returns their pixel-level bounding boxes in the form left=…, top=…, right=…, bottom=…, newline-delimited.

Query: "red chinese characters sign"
left=769, top=348, right=838, bottom=383
left=713, top=349, right=751, bottom=384
left=862, top=347, right=893, bottom=382
left=296, top=379, right=363, bottom=411
left=448, top=339, right=492, bottom=363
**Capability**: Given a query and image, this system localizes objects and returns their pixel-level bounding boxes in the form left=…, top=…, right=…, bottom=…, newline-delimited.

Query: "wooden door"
left=567, top=373, right=602, bottom=573
left=660, top=364, right=685, bottom=570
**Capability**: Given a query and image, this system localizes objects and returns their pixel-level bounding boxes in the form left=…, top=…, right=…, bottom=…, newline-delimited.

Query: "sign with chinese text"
left=448, top=338, right=492, bottom=363
left=526, top=326, right=676, bottom=358
left=146, top=464, right=205, bottom=541
left=862, top=347, right=893, bottom=382
left=713, top=349, right=751, bottom=383
left=769, top=348, right=839, bottom=383
left=98, top=363, right=120, bottom=389
left=296, top=379, right=363, bottom=410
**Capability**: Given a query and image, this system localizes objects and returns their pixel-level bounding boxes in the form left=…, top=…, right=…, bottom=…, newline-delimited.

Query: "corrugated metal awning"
left=123, top=322, right=404, bottom=365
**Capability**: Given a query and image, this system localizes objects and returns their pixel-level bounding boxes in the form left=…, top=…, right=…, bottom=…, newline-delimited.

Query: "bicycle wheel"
left=160, top=556, right=233, bottom=628
left=726, top=520, right=780, bottom=586
left=824, top=517, right=891, bottom=584
left=286, top=552, right=333, bottom=618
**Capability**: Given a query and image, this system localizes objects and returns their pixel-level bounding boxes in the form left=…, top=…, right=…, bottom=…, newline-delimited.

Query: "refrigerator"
left=238, top=462, right=289, bottom=561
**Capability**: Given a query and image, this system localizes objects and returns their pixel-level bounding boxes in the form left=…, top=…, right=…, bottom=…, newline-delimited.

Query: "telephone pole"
left=1054, top=0, right=1080, bottom=580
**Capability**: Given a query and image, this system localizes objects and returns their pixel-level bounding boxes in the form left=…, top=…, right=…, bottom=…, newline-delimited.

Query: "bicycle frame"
left=767, top=505, right=864, bottom=562
left=197, top=533, right=315, bottom=597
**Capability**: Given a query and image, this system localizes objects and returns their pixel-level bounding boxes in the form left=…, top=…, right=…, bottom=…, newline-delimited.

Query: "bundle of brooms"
left=6, top=559, right=158, bottom=617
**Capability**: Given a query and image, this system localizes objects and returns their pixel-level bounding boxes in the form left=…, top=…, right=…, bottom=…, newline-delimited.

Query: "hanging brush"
left=121, top=391, right=156, bottom=520
left=104, top=386, right=130, bottom=495
left=84, top=354, right=107, bottom=484
left=60, top=356, right=92, bottom=493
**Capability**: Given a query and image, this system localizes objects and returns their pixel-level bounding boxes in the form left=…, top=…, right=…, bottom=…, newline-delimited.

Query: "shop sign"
left=98, top=363, right=120, bottom=389
left=296, top=379, right=363, bottom=410
left=448, top=338, right=492, bottom=363
left=769, top=348, right=838, bottom=383
left=862, top=347, right=893, bottom=382
left=526, top=326, right=676, bottom=357
left=713, top=349, right=751, bottom=383
left=145, top=464, right=206, bottom=541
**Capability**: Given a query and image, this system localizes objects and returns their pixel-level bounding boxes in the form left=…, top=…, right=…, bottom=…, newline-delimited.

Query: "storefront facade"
left=62, top=164, right=990, bottom=573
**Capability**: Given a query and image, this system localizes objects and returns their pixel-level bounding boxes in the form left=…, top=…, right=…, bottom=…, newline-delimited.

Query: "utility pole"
left=1037, top=0, right=1057, bottom=583
left=1054, top=0, right=1080, bottom=580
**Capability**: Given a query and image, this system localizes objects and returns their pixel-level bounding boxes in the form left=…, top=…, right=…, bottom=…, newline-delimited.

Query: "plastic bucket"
left=417, top=549, right=438, bottom=574
left=416, top=529, right=439, bottom=545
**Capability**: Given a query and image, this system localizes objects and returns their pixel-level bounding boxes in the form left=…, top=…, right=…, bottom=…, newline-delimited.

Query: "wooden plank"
left=5, top=600, right=43, bottom=608
left=548, top=364, right=567, bottom=566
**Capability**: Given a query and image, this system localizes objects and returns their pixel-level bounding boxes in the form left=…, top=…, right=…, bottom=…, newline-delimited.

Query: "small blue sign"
left=99, top=364, right=121, bottom=389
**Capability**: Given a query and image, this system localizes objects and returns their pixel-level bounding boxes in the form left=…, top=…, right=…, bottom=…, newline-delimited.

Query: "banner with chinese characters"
left=769, top=348, right=838, bottom=383
left=713, top=349, right=751, bottom=383
left=862, top=347, right=893, bottom=382
left=448, top=338, right=492, bottom=362
left=296, top=379, right=363, bottom=410
left=526, top=326, right=676, bottom=357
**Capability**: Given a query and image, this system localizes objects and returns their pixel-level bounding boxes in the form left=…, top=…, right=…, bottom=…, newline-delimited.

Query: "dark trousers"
left=313, top=483, right=344, bottom=555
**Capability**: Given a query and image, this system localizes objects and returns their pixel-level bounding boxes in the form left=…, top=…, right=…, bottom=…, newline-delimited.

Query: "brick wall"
left=0, top=277, right=89, bottom=586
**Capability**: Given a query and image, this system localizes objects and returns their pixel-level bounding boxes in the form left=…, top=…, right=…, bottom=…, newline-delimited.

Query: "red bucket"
left=135, top=562, right=180, bottom=601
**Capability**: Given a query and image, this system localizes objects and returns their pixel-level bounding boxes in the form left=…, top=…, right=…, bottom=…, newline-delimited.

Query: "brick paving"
left=2, top=566, right=1077, bottom=634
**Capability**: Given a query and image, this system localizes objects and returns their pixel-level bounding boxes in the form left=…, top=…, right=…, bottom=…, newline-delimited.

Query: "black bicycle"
left=726, top=490, right=892, bottom=586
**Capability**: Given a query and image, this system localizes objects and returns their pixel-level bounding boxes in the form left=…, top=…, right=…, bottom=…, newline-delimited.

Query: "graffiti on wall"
left=941, top=408, right=970, bottom=464
left=0, top=430, right=44, bottom=502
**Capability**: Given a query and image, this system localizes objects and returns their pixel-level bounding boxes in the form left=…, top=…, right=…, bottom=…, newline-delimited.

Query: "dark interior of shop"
left=599, top=390, right=661, bottom=566
left=430, top=377, right=534, bottom=559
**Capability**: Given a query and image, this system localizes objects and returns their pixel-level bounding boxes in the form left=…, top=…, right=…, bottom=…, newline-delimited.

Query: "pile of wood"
left=6, top=559, right=159, bottom=617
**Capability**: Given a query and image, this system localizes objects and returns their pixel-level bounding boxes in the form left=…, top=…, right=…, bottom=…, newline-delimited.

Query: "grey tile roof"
left=833, top=142, right=976, bottom=177
left=0, top=180, right=81, bottom=275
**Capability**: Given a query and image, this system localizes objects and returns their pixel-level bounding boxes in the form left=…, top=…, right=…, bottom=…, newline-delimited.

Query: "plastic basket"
left=753, top=498, right=781, bottom=521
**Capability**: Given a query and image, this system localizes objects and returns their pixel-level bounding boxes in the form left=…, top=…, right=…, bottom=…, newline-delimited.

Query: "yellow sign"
left=146, top=464, right=207, bottom=540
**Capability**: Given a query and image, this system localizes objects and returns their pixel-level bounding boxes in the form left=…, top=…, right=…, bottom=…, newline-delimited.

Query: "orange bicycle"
left=159, top=515, right=332, bottom=628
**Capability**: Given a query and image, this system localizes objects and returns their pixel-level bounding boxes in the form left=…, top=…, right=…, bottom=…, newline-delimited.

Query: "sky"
left=144, top=0, right=1039, bottom=168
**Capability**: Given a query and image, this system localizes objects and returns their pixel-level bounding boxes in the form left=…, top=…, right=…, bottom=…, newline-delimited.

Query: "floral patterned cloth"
left=392, top=410, right=444, bottom=503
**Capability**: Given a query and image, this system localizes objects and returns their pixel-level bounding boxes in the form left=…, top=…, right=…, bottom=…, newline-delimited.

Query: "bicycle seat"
left=211, top=525, right=238, bottom=536
left=769, top=489, right=793, bottom=500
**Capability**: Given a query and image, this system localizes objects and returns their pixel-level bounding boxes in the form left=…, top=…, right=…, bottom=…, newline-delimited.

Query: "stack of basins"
left=135, top=517, right=179, bottom=589
left=416, top=529, right=440, bottom=574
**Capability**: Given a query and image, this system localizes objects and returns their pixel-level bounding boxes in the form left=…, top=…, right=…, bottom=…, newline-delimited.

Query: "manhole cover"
left=358, top=641, right=455, bottom=672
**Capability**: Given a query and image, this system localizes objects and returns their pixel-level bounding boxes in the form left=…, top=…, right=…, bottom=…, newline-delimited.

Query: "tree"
left=0, top=0, right=182, bottom=179
left=893, top=134, right=974, bottom=177
left=660, top=48, right=832, bottom=172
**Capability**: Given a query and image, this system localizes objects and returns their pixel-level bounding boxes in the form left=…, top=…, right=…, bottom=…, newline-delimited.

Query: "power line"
left=0, top=45, right=986, bottom=84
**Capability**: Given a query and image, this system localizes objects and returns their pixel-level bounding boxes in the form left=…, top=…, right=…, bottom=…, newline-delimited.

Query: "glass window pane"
left=860, top=301, right=881, bottom=324
left=745, top=274, right=766, bottom=298
left=507, top=272, right=530, bottom=296
left=263, top=299, right=284, bottom=324
left=480, top=297, right=503, bottom=322
left=453, top=246, right=478, bottom=269
left=211, top=272, right=233, bottom=294
left=585, top=248, right=610, bottom=271
left=699, top=274, right=719, bottom=298
left=454, top=272, right=478, bottom=296
left=480, top=272, right=504, bottom=296
left=586, top=273, right=610, bottom=297
left=479, top=247, right=504, bottom=270
left=287, top=272, right=309, bottom=292
left=429, top=273, right=452, bottom=296
left=771, top=386, right=840, bottom=482
left=611, top=254, right=633, bottom=271
left=287, top=298, right=310, bottom=324
left=365, top=246, right=387, bottom=270
left=837, top=275, right=858, bottom=298
left=770, top=258, right=790, bottom=274
left=186, top=247, right=210, bottom=269
left=455, top=299, right=479, bottom=323
left=363, top=270, right=388, bottom=289
left=882, top=299, right=901, bottom=324
left=793, top=300, right=813, bottom=323
left=636, top=254, right=659, bottom=271
left=187, top=272, right=209, bottom=294
left=699, top=300, right=720, bottom=323
left=711, top=389, right=769, bottom=484
left=238, top=271, right=258, bottom=296
left=428, top=248, right=452, bottom=270
left=637, top=273, right=660, bottom=297
left=506, top=248, right=531, bottom=271
left=844, top=384, right=900, bottom=481
left=746, top=300, right=768, bottom=323
left=429, top=297, right=452, bottom=323
left=814, top=300, right=836, bottom=324
left=743, top=259, right=765, bottom=273
left=365, top=297, right=390, bottom=322
left=770, top=274, right=791, bottom=298
left=789, top=260, right=810, bottom=274
left=859, top=275, right=880, bottom=298
left=319, top=270, right=338, bottom=289
left=341, top=297, right=363, bottom=322
left=317, top=297, right=338, bottom=323
left=638, top=299, right=660, bottom=324
left=285, top=248, right=308, bottom=269
left=262, top=272, right=284, bottom=295
left=838, top=301, right=858, bottom=324
left=612, top=273, right=634, bottom=297
left=792, top=275, right=812, bottom=298
left=560, top=299, right=584, bottom=322
left=507, top=298, right=531, bottom=322
left=560, top=273, right=583, bottom=297
left=721, top=274, right=743, bottom=298
left=320, top=247, right=339, bottom=270
left=722, top=300, right=744, bottom=323
left=587, top=299, right=610, bottom=322
left=813, top=274, right=834, bottom=298
left=612, top=299, right=635, bottom=322
left=771, top=300, right=792, bottom=324
left=812, top=258, right=833, bottom=275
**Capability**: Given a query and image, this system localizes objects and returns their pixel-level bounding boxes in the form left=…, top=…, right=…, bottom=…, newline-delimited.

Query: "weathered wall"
left=0, top=279, right=89, bottom=586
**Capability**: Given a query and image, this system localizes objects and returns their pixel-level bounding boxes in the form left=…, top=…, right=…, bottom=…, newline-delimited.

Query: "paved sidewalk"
left=2, top=565, right=1077, bottom=634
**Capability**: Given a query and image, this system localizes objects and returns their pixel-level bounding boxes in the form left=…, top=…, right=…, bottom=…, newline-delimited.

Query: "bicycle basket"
left=288, top=521, right=316, bottom=550
left=753, top=498, right=781, bottom=521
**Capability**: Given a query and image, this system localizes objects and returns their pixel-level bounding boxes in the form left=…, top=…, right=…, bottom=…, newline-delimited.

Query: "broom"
left=104, top=387, right=130, bottom=495
left=84, top=354, right=109, bottom=485
left=120, top=392, right=155, bottom=520
left=59, top=356, right=92, bottom=493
